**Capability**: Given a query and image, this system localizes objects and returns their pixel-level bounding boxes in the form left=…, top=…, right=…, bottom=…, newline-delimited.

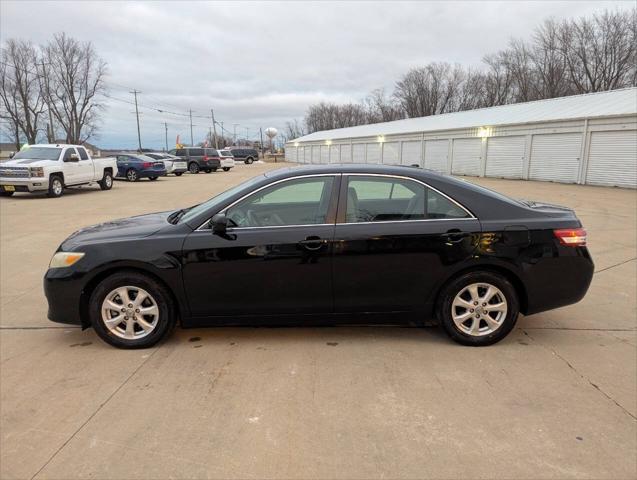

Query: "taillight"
left=554, top=228, right=587, bottom=247
left=202, top=156, right=209, bottom=161
left=142, top=161, right=153, bottom=168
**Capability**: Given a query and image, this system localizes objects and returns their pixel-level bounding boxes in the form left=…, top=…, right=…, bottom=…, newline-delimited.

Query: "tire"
left=437, top=271, right=519, bottom=347
left=0, top=191, right=14, bottom=197
left=149, top=176, right=158, bottom=181
left=175, top=172, right=183, bottom=177
left=204, top=169, right=212, bottom=173
left=99, top=170, right=113, bottom=190
left=126, top=169, right=139, bottom=182
left=189, top=162, right=200, bottom=174
left=245, top=157, right=254, bottom=164
left=47, top=175, right=64, bottom=198
left=223, top=167, right=230, bottom=172
left=89, top=271, right=176, bottom=349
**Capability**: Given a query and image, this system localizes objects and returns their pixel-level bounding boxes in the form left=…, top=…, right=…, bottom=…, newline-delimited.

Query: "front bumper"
left=44, top=268, right=85, bottom=325
left=1, top=177, right=49, bottom=193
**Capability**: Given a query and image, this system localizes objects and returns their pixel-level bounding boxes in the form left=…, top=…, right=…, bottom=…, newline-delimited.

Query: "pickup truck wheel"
left=99, top=171, right=113, bottom=190
left=223, top=167, right=231, bottom=172
left=188, top=163, right=199, bottom=174
left=149, top=176, right=158, bottom=181
left=126, top=169, right=139, bottom=182
left=48, top=175, right=64, bottom=198
left=245, top=157, right=254, bottom=164
left=175, top=172, right=183, bottom=177
left=89, top=271, right=176, bottom=349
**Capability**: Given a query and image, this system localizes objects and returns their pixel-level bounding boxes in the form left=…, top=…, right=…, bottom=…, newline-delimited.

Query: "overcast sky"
left=1, top=0, right=634, bottom=149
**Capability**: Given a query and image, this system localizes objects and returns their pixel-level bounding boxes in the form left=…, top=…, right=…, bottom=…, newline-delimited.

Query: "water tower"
left=265, top=127, right=278, bottom=153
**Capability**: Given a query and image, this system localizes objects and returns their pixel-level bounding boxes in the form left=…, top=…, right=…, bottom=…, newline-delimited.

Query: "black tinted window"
left=204, top=149, right=218, bottom=156
left=189, top=148, right=204, bottom=156
left=174, top=149, right=186, bottom=156
left=63, top=148, right=77, bottom=161
left=77, top=147, right=89, bottom=160
left=145, top=153, right=161, bottom=159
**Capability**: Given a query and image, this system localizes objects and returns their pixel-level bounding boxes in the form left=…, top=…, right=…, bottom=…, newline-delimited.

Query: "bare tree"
left=0, top=39, right=45, bottom=147
left=284, top=118, right=306, bottom=140
left=40, top=33, right=107, bottom=143
left=363, top=88, right=405, bottom=123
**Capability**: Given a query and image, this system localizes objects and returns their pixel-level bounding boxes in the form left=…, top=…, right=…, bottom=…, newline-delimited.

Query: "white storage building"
left=285, top=88, right=637, bottom=188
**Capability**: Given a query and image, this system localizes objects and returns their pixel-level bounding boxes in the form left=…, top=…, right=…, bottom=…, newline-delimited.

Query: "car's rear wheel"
left=90, top=271, right=176, bottom=349
left=245, top=157, right=254, bottom=164
left=126, top=169, right=139, bottom=182
left=48, top=175, right=64, bottom=197
left=437, top=271, right=519, bottom=346
left=204, top=169, right=212, bottom=173
left=99, top=170, right=113, bottom=190
left=189, top=162, right=199, bottom=174
left=223, top=167, right=230, bottom=172
left=175, top=172, right=183, bottom=177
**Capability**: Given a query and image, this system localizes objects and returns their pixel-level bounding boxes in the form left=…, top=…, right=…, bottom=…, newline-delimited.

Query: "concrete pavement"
left=1, top=163, right=635, bottom=479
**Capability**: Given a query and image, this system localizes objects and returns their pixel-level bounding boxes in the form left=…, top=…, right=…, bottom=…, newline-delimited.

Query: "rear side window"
left=189, top=148, right=204, bottom=156
left=63, top=148, right=78, bottom=161
left=345, top=176, right=469, bottom=223
left=205, top=149, right=218, bottom=156
left=77, top=147, right=89, bottom=160
left=174, top=149, right=186, bottom=156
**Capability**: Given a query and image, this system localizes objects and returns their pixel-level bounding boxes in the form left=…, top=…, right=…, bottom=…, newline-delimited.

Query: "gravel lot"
left=1, top=162, right=635, bottom=479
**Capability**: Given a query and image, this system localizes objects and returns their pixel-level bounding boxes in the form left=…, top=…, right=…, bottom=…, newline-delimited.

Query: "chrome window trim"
left=343, top=173, right=476, bottom=221
left=194, top=171, right=476, bottom=232
left=195, top=173, right=340, bottom=231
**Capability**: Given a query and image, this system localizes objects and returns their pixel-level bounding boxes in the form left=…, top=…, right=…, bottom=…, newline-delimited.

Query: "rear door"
left=332, top=174, right=481, bottom=313
left=182, top=174, right=341, bottom=317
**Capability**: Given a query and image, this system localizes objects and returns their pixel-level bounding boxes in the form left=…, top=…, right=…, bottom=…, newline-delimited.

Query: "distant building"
left=286, top=88, right=637, bottom=188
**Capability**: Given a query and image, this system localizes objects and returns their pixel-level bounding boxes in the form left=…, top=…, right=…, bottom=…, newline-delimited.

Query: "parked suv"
left=227, top=147, right=259, bottom=164
left=168, top=147, right=221, bottom=174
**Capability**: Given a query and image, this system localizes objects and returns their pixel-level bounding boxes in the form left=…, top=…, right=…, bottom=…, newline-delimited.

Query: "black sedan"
left=44, top=164, right=593, bottom=348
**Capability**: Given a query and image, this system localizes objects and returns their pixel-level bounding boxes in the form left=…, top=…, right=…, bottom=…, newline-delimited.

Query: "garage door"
left=401, top=141, right=422, bottom=166
left=486, top=136, right=526, bottom=179
left=452, top=138, right=482, bottom=176
left=320, top=145, right=329, bottom=164
left=424, top=140, right=449, bottom=172
left=311, top=146, right=320, bottom=164
left=529, top=133, right=582, bottom=183
left=285, top=146, right=296, bottom=163
left=341, top=145, right=352, bottom=163
left=330, top=145, right=340, bottom=163
left=382, top=142, right=400, bottom=164
left=353, top=144, right=365, bottom=163
left=586, top=130, right=637, bottom=188
left=366, top=143, right=381, bottom=164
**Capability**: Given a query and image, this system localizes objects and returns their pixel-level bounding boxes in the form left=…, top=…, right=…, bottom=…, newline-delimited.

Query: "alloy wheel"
left=52, top=179, right=63, bottom=195
left=451, top=282, right=508, bottom=336
left=101, top=286, right=159, bottom=340
left=127, top=170, right=137, bottom=181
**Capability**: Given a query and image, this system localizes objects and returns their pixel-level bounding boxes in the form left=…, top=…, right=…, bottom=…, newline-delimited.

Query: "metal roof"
left=291, top=87, right=637, bottom=143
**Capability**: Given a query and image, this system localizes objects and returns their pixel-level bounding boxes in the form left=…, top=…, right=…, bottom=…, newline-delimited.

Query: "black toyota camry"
left=44, top=164, right=593, bottom=348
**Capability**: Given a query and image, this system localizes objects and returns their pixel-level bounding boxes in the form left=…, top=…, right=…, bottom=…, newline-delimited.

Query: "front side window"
left=190, top=148, right=204, bottom=156
left=345, top=176, right=469, bottom=223
left=225, top=176, right=335, bottom=228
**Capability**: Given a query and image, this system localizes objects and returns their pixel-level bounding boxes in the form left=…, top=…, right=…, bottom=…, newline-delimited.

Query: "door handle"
left=441, top=229, right=468, bottom=244
left=299, top=236, right=327, bottom=251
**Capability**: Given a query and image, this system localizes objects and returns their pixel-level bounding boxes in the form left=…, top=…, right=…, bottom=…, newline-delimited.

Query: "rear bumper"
left=0, top=178, right=49, bottom=192
left=220, top=159, right=235, bottom=168
left=139, top=170, right=167, bottom=178
left=200, top=159, right=221, bottom=168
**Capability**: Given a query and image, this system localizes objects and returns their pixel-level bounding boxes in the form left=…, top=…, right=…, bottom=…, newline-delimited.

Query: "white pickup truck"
left=0, top=144, right=117, bottom=198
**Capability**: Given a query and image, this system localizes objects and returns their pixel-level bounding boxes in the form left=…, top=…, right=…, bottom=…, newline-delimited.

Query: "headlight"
left=29, top=167, right=44, bottom=177
left=49, top=252, right=85, bottom=268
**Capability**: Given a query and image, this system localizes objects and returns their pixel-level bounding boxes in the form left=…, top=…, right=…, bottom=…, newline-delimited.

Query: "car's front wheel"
left=90, top=271, right=176, bottom=349
left=437, top=271, right=519, bottom=346
left=48, top=175, right=64, bottom=197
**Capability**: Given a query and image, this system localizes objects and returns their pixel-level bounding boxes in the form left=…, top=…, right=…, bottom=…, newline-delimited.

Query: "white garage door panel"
left=330, top=145, right=340, bottom=163
left=452, top=138, right=482, bottom=176
left=352, top=144, right=365, bottom=163
left=311, top=146, right=320, bottom=164
left=366, top=143, right=381, bottom=164
left=285, top=146, right=296, bottom=163
left=382, top=142, right=400, bottom=164
left=530, top=133, right=582, bottom=183
left=586, top=131, right=637, bottom=188
left=320, top=145, right=329, bottom=164
left=341, top=145, right=352, bottom=163
left=486, top=136, right=526, bottom=179
left=402, top=141, right=421, bottom=165
left=424, top=140, right=448, bottom=172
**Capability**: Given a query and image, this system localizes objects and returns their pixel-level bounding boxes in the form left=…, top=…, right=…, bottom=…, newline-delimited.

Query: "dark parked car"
left=115, top=154, right=167, bottom=181
left=44, top=164, right=593, bottom=348
left=227, top=147, right=259, bottom=164
left=167, top=147, right=221, bottom=174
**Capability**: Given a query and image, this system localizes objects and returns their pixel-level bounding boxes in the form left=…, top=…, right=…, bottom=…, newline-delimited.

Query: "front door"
left=332, top=174, right=481, bottom=313
left=182, top=174, right=340, bottom=318
left=61, top=147, right=82, bottom=184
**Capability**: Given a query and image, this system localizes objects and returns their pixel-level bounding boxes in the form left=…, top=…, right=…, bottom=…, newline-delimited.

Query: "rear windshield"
left=219, top=150, right=233, bottom=156
left=12, top=147, right=62, bottom=161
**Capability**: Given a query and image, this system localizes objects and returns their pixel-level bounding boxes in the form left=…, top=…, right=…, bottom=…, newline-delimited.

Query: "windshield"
left=12, top=147, right=62, bottom=161
left=179, top=175, right=265, bottom=224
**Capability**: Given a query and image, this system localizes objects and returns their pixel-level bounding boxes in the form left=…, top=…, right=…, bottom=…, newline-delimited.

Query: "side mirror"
left=211, top=213, right=229, bottom=234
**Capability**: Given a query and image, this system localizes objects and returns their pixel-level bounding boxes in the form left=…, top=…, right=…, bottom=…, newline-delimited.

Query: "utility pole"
left=189, top=109, right=194, bottom=146
left=220, top=122, right=224, bottom=147
left=164, top=122, right=168, bottom=151
left=233, top=124, right=239, bottom=145
left=259, top=127, right=264, bottom=155
left=130, top=89, right=142, bottom=151
left=211, top=109, right=219, bottom=149
left=245, top=127, right=249, bottom=145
